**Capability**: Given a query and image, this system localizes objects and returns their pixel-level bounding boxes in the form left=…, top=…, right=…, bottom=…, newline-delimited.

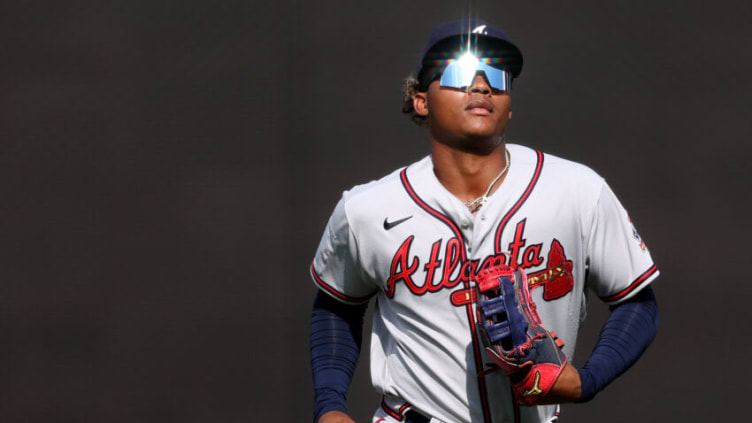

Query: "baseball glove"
left=475, top=263, right=568, bottom=406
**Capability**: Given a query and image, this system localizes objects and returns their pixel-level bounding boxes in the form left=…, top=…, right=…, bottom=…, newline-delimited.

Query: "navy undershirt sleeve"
left=577, top=285, right=659, bottom=402
left=310, top=290, right=368, bottom=422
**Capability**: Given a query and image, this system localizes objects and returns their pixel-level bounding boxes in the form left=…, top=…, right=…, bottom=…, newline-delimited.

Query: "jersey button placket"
left=468, top=216, right=489, bottom=260
left=459, top=219, right=473, bottom=255
left=464, top=218, right=483, bottom=258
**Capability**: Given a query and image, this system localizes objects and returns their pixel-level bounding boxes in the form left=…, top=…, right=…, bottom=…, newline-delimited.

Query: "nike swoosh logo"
left=383, top=215, right=413, bottom=230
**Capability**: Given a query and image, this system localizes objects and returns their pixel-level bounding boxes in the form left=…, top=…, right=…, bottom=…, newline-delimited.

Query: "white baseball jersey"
left=310, top=144, right=659, bottom=423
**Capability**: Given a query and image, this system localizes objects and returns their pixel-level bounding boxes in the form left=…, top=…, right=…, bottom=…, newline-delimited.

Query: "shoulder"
left=545, top=151, right=604, bottom=186
left=507, top=144, right=610, bottom=222
left=513, top=144, right=603, bottom=181
left=509, top=143, right=605, bottom=192
left=339, top=156, right=431, bottom=222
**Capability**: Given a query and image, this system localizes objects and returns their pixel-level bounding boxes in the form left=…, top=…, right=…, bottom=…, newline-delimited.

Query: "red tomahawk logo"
left=526, top=240, right=573, bottom=301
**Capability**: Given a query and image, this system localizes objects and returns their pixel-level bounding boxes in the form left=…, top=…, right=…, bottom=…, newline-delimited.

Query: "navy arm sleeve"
left=310, top=290, right=368, bottom=422
left=577, top=285, right=659, bottom=402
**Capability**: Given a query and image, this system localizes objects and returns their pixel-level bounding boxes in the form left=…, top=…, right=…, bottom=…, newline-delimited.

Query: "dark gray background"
left=1, top=0, right=749, bottom=421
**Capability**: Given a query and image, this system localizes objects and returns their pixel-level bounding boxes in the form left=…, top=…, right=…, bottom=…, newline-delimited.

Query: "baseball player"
left=310, top=19, right=659, bottom=423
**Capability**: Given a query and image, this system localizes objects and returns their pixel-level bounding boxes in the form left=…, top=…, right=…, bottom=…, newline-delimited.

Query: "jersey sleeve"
left=310, top=196, right=376, bottom=304
left=586, top=182, right=660, bottom=305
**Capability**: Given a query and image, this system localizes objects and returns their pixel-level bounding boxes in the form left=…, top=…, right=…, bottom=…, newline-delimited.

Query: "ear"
left=508, top=110, right=513, bottom=120
left=413, top=92, right=429, bottom=117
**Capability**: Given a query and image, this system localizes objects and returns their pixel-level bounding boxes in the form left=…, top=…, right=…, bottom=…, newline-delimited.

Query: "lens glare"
left=439, top=52, right=511, bottom=91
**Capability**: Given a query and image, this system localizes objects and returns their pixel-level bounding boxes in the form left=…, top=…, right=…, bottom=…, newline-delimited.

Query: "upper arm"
left=586, top=183, right=660, bottom=305
left=310, top=196, right=377, bottom=305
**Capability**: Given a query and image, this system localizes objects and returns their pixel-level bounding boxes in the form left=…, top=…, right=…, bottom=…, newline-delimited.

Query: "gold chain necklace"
left=463, top=149, right=510, bottom=213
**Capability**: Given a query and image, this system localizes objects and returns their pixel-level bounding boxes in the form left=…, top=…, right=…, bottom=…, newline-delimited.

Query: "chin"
left=463, top=124, right=503, bottom=142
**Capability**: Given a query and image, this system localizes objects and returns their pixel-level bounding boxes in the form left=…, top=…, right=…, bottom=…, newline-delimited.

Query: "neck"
left=431, top=139, right=509, bottom=204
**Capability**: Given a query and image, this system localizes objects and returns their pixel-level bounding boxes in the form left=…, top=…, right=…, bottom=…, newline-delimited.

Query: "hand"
left=537, top=362, right=582, bottom=404
left=318, top=410, right=356, bottom=423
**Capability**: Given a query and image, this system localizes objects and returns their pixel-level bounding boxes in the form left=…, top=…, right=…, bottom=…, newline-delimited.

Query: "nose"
left=468, top=73, right=491, bottom=94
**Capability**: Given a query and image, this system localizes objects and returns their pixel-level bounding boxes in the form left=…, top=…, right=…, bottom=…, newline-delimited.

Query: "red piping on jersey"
left=400, top=168, right=493, bottom=423
left=310, top=262, right=372, bottom=304
left=380, top=398, right=410, bottom=421
left=494, top=150, right=545, bottom=255
left=601, top=264, right=658, bottom=302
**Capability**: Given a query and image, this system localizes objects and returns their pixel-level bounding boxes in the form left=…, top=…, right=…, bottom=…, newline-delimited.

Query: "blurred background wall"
left=1, top=1, right=749, bottom=421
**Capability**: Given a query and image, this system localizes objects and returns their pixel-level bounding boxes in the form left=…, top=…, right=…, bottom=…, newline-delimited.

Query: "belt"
left=404, top=409, right=432, bottom=423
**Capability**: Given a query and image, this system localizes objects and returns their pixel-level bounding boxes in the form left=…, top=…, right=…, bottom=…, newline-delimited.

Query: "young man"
left=310, top=20, right=659, bottom=423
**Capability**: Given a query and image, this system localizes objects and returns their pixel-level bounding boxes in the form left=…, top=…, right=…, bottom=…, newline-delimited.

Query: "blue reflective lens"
left=439, top=54, right=512, bottom=91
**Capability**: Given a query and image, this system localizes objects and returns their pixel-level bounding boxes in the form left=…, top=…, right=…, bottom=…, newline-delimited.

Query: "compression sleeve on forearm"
left=577, top=285, right=659, bottom=402
left=310, top=290, right=368, bottom=422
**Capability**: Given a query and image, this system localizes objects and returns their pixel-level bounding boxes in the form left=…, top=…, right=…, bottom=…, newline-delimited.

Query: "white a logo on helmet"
left=472, top=25, right=488, bottom=34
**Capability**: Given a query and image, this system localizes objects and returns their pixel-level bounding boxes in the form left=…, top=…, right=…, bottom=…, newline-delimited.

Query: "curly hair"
left=401, top=75, right=428, bottom=127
